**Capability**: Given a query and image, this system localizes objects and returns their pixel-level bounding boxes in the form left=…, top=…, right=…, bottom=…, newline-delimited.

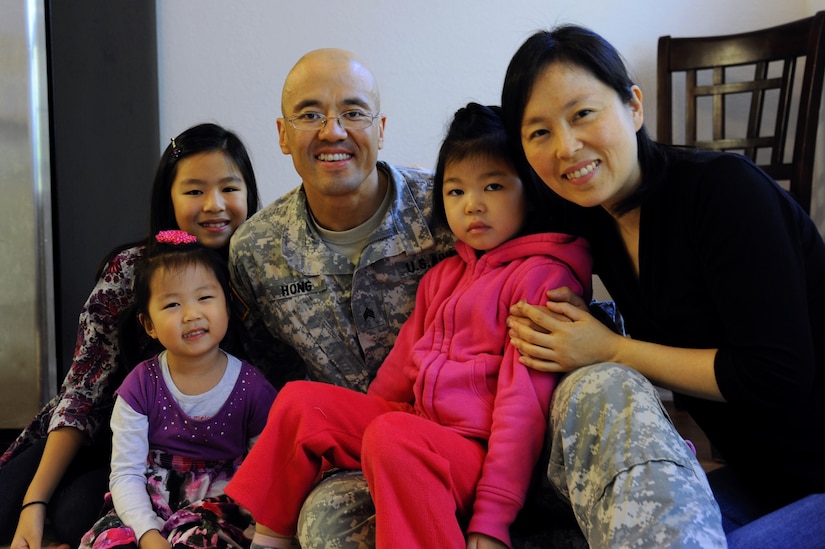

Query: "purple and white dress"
left=79, top=351, right=276, bottom=549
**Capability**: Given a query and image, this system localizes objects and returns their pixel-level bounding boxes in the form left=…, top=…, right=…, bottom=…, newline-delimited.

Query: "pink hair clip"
left=155, top=230, right=197, bottom=245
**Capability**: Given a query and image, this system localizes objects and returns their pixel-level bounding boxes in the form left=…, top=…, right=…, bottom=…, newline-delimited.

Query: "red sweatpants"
left=226, top=381, right=486, bottom=548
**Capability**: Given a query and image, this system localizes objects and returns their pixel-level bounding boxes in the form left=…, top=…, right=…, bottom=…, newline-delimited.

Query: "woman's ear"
left=629, top=85, right=644, bottom=131
left=139, top=313, right=157, bottom=339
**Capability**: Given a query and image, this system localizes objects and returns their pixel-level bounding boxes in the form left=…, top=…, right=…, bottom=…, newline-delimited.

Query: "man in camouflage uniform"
left=230, top=47, right=456, bottom=391
left=229, top=48, right=455, bottom=548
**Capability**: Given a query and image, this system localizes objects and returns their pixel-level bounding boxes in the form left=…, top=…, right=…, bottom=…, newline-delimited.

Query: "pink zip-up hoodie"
left=369, top=232, right=592, bottom=545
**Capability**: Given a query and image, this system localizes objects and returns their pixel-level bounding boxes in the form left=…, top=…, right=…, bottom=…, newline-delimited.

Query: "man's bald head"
left=281, top=48, right=381, bottom=115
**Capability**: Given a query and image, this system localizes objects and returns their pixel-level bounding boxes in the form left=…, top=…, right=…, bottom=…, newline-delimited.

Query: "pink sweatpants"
left=226, top=381, right=486, bottom=548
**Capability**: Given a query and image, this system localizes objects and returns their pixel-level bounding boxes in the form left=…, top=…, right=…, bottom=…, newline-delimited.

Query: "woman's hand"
left=504, top=287, right=587, bottom=337
left=507, top=287, right=622, bottom=372
left=466, top=532, right=508, bottom=549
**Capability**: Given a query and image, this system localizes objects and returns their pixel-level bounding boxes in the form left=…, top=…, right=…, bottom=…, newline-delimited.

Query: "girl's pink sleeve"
left=469, top=259, right=586, bottom=545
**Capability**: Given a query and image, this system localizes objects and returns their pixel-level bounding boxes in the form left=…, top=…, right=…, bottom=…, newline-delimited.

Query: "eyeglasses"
left=285, top=110, right=381, bottom=131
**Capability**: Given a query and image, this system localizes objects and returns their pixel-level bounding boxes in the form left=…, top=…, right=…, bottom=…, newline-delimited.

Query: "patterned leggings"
left=79, top=494, right=252, bottom=549
left=79, top=451, right=253, bottom=549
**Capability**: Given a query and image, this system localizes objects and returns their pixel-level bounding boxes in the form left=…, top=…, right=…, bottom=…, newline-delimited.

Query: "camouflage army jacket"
left=229, top=162, right=456, bottom=392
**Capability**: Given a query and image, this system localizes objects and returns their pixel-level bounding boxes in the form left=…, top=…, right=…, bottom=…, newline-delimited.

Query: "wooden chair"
left=657, top=12, right=825, bottom=213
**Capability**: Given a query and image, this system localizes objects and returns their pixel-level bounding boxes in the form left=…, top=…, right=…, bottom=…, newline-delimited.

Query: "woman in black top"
left=502, top=24, right=825, bottom=547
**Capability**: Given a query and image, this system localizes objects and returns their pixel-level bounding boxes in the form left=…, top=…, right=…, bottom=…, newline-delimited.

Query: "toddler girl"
left=80, top=231, right=277, bottom=549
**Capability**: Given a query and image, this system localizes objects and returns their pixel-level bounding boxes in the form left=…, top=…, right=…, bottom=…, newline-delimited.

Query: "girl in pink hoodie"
left=227, top=103, right=593, bottom=549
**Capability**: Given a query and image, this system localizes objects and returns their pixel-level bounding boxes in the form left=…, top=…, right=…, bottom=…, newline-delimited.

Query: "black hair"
left=433, top=102, right=564, bottom=237
left=150, top=122, right=261, bottom=239
left=132, top=237, right=231, bottom=321
left=96, top=122, right=260, bottom=279
left=501, top=25, right=666, bottom=215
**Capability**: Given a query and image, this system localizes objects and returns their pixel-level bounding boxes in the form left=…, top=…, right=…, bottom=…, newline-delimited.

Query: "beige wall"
left=156, top=0, right=825, bottom=231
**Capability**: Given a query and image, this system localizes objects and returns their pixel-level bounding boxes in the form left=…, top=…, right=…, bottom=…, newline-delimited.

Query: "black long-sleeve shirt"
left=581, top=150, right=825, bottom=502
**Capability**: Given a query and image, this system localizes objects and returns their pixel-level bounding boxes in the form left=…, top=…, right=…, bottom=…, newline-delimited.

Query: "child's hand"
left=138, top=529, right=171, bottom=549
left=11, top=502, right=71, bottom=549
left=466, top=532, right=508, bottom=549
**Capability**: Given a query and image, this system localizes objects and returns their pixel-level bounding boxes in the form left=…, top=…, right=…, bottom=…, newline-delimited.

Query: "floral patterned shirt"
left=0, top=245, right=145, bottom=466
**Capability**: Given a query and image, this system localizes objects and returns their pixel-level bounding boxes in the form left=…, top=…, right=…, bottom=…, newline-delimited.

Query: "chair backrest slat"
left=657, top=11, right=825, bottom=213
